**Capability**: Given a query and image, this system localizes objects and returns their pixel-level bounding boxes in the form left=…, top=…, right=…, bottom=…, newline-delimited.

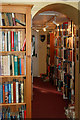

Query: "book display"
left=0, top=4, right=33, bottom=118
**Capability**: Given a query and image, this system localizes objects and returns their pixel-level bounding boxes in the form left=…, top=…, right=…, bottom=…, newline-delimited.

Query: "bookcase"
left=0, top=4, right=33, bottom=119
left=52, top=21, right=78, bottom=118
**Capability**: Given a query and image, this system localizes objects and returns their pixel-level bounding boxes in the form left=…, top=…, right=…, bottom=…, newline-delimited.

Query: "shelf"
left=0, top=26, right=26, bottom=29
left=0, top=103, right=26, bottom=106
left=0, top=51, right=26, bottom=55
left=0, top=75, right=26, bottom=78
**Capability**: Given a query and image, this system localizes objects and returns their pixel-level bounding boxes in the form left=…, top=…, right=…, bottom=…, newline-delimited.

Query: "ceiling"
left=32, top=11, right=69, bottom=31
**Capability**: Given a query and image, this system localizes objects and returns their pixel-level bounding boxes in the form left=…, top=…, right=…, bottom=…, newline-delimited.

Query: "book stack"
left=0, top=12, right=26, bottom=26
left=0, top=30, right=26, bottom=52
left=0, top=79, right=24, bottom=104
left=0, top=55, right=26, bottom=76
left=1, top=105, right=26, bottom=119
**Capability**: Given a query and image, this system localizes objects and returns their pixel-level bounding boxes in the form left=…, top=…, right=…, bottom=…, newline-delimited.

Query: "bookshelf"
left=51, top=21, right=77, bottom=118
left=0, top=4, right=33, bottom=118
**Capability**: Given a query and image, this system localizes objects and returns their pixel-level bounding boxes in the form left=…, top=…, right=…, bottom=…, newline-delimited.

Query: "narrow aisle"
left=32, top=77, right=69, bottom=118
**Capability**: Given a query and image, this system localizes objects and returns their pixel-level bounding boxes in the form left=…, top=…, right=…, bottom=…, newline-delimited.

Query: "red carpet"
left=32, top=77, right=69, bottom=119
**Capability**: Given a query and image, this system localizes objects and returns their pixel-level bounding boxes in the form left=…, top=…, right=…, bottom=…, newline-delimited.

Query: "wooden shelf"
left=0, top=75, right=26, bottom=78
left=0, top=26, right=26, bottom=29
left=0, top=51, right=26, bottom=55
left=0, top=103, right=26, bottom=106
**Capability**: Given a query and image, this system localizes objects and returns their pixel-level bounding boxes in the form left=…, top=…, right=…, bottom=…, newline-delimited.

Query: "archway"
left=32, top=3, right=80, bottom=119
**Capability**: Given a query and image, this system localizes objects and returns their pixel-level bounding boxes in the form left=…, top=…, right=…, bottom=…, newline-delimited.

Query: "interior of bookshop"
left=0, top=3, right=80, bottom=120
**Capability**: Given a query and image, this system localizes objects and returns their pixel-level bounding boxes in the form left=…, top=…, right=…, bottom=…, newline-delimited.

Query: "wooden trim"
left=0, top=26, right=26, bottom=29
left=26, top=7, right=31, bottom=118
left=0, top=75, right=26, bottom=78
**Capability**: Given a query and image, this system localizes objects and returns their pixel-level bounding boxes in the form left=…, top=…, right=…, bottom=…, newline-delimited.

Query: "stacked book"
left=0, top=79, right=24, bottom=104
left=0, top=55, right=26, bottom=76
left=1, top=105, right=26, bottom=119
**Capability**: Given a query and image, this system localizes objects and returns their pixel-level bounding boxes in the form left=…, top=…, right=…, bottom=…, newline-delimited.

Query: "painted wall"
left=38, top=31, right=47, bottom=76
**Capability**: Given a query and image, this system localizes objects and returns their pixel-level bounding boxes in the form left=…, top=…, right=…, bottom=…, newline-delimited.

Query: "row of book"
left=0, top=79, right=24, bottom=104
left=0, top=30, right=26, bottom=52
left=0, top=55, right=26, bottom=76
left=0, top=12, right=26, bottom=26
left=1, top=106, right=26, bottom=119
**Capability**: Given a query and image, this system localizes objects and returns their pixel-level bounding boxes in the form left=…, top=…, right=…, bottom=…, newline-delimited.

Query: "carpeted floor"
left=32, top=77, right=69, bottom=119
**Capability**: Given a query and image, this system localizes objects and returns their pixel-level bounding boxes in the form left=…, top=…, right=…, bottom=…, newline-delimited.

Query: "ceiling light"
left=53, top=21, right=59, bottom=26
left=39, top=11, right=58, bottom=16
left=36, top=30, right=39, bottom=32
left=43, top=28, right=46, bottom=32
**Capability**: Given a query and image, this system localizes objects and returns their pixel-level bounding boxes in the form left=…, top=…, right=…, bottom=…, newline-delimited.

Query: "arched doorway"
left=32, top=3, right=80, bottom=119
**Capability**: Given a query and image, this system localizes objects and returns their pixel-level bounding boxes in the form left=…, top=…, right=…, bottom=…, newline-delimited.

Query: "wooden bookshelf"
left=0, top=51, right=26, bottom=55
left=0, top=103, right=26, bottom=106
left=0, top=75, right=26, bottom=78
left=0, top=4, right=33, bottom=118
left=0, top=26, right=26, bottom=29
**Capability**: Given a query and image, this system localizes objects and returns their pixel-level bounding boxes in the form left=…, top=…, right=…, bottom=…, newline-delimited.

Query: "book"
left=15, top=18, right=26, bottom=26
left=16, top=80, right=19, bottom=103
left=11, top=82, right=13, bottom=103
left=13, top=79, right=16, bottom=103
left=8, top=82, right=11, bottom=103
left=0, top=83, right=3, bottom=103
left=8, top=31, right=11, bottom=51
left=12, top=13, right=16, bottom=26
left=11, top=31, right=14, bottom=51
left=0, top=30, right=2, bottom=51
left=21, top=81, right=24, bottom=103
left=18, top=31, right=20, bottom=51
left=14, top=56, right=18, bottom=75
left=5, top=82, right=8, bottom=103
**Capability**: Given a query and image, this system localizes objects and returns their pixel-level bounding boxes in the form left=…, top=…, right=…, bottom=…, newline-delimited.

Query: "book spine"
left=14, top=56, right=18, bottom=75
left=0, top=56, right=2, bottom=75
left=11, top=31, right=14, bottom=51
left=8, top=55, right=10, bottom=75
left=21, top=38, right=26, bottom=51
left=0, top=30, right=2, bottom=51
left=16, top=81, right=19, bottom=103
left=13, top=81, right=16, bottom=103
left=2, top=31, right=5, bottom=51
left=16, top=32, right=18, bottom=51
left=19, top=82, right=21, bottom=103
left=11, top=82, right=13, bottom=103
left=0, top=12, right=2, bottom=26
left=8, top=31, right=11, bottom=51
left=14, top=31, right=16, bottom=51
left=18, top=31, right=20, bottom=51
left=21, top=58, right=24, bottom=75
left=12, top=13, right=16, bottom=26
left=5, top=83, right=8, bottom=103
left=12, top=55, right=14, bottom=76
left=19, top=58, right=22, bottom=75
left=5, top=31, right=7, bottom=51
left=21, top=82, right=24, bottom=103
left=0, top=56, right=1, bottom=75
left=8, top=83, right=11, bottom=103
left=0, top=83, right=3, bottom=103
left=15, top=18, right=26, bottom=26
left=24, top=56, right=26, bottom=75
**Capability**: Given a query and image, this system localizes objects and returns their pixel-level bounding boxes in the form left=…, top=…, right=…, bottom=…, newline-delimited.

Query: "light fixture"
left=43, top=28, right=46, bottom=32
left=36, top=30, right=39, bottom=32
left=53, top=21, right=59, bottom=26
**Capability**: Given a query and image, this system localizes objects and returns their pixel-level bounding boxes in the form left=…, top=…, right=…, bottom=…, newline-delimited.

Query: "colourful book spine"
left=14, top=31, right=16, bottom=51
left=13, top=80, right=16, bottom=103
left=4, top=31, right=7, bottom=51
left=5, top=83, right=8, bottom=103
left=0, top=83, right=3, bottom=103
left=14, top=56, right=18, bottom=75
left=18, top=31, right=20, bottom=51
left=16, top=80, right=19, bottom=103
left=21, top=58, right=24, bottom=75
left=12, top=55, right=14, bottom=76
left=0, top=30, right=2, bottom=51
left=11, top=31, right=14, bottom=51
left=0, top=56, right=1, bottom=75
left=3, top=83, right=5, bottom=103
left=19, top=58, right=22, bottom=75
left=8, top=31, right=11, bottom=51
left=8, top=83, right=11, bottom=103
left=11, top=82, right=13, bottom=103
left=21, top=81, right=24, bottom=103
left=24, top=56, right=26, bottom=75
left=15, top=18, right=26, bottom=26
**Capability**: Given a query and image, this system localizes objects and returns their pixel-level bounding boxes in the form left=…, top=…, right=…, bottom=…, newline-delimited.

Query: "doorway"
left=31, top=3, right=79, bottom=119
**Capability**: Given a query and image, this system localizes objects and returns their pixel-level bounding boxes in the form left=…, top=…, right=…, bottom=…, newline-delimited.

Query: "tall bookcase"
left=0, top=4, right=33, bottom=118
